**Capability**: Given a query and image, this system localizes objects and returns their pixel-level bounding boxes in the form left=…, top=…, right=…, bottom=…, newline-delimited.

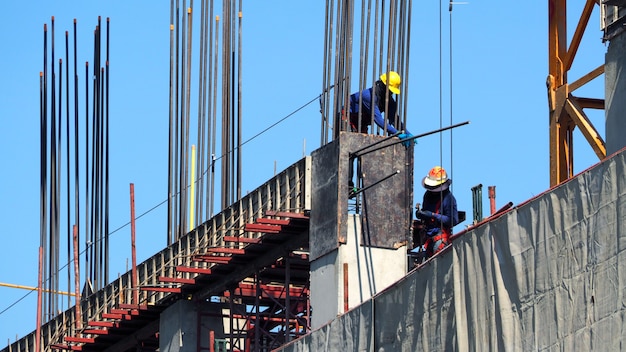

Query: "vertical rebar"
left=236, top=0, right=243, bottom=202
left=196, top=0, right=207, bottom=227
left=182, top=4, right=193, bottom=234
left=130, top=184, right=138, bottom=304
left=84, top=60, right=90, bottom=286
left=210, top=15, right=219, bottom=217
left=167, top=0, right=175, bottom=246
left=104, top=17, right=110, bottom=286
left=73, top=19, right=79, bottom=266
left=205, top=3, right=216, bottom=220
left=40, top=22, right=48, bottom=325
left=65, top=30, right=71, bottom=311
left=72, top=225, right=81, bottom=329
left=49, top=15, right=57, bottom=319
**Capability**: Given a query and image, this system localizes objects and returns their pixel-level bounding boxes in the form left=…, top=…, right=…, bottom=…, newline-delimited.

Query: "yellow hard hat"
left=380, top=71, right=401, bottom=94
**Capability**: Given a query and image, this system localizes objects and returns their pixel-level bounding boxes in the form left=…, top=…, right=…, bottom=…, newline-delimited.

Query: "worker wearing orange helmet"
left=411, top=166, right=459, bottom=259
left=348, top=71, right=414, bottom=146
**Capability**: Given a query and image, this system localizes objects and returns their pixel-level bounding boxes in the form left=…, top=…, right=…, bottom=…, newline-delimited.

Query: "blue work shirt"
left=420, top=189, right=458, bottom=237
left=349, top=81, right=409, bottom=135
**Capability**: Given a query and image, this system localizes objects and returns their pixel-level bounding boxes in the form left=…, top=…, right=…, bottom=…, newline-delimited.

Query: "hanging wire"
left=448, top=0, right=455, bottom=223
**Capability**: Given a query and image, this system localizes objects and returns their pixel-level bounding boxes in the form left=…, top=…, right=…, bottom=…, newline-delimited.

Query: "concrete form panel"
left=359, top=136, right=414, bottom=249
left=310, top=140, right=342, bottom=260
left=277, top=148, right=626, bottom=352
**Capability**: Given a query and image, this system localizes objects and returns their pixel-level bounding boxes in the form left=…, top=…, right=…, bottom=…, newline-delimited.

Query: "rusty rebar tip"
left=44, top=23, right=47, bottom=30
left=51, top=16, right=55, bottom=21
left=73, top=18, right=77, bottom=24
left=40, top=71, right=43, bottom=77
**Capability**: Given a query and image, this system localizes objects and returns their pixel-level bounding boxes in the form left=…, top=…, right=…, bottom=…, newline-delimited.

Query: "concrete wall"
left=159, top=300, right=245, bottom=352
left=279, top=146, right=626, bottom=352
left=310, top=214, right=408, bottom=329
left=606, top=32, right=626, bottom=155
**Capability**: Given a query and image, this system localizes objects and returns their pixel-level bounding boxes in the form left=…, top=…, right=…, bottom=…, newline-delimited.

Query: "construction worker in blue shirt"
left=411, top=166, right=459, bottom=260
left=348, top=71, right=414, bottom=145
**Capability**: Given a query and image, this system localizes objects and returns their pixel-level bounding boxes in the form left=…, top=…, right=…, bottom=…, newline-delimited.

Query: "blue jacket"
left=349, top=81, right=409, bottom=135
left=418, top=189, right=458, bottom=237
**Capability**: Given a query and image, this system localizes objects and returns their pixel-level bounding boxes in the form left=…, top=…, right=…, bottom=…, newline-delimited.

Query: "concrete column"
left=309, top=132, right=412, bottom=329
left=159, top=300, right=245, bottom=351
left=606, top=32, right=626, bottom=155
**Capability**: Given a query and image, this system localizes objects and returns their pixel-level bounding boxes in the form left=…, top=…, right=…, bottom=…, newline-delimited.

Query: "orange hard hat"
left=422, top=166, right=451, bottom=191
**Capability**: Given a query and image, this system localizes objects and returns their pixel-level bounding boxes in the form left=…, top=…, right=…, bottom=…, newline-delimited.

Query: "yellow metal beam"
left=0, top=282, right=76, bottom=297
left=564, top=98, right=607, bottom=159
left=548, top=0, right=606, bottom=186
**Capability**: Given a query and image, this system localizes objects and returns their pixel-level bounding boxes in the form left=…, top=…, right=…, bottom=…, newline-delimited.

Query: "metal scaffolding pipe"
left=488, top=186, right=496, bottom=215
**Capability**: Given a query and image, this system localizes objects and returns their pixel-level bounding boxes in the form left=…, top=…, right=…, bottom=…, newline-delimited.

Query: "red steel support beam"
left=176, top=265, right=213, bottom=275
left=64, top=336, right=96, bottom=344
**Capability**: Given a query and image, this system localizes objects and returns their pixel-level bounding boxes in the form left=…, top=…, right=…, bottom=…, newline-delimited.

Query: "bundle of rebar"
left=167, top=0, right=244, bottom=244
left=39, top=16, right=110, bottom=326
left=320, top=0, right=413, bottom=144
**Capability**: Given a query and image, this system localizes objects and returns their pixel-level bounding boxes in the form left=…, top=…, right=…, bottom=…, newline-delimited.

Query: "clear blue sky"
left=0, top=1, right=607, bottom=343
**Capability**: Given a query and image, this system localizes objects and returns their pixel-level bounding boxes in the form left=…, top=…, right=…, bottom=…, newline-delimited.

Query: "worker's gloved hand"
left=416, top=209, right=433, bottom=219
left=398, top=133, right=416, bottom=147
left=417, top=210, right=441, bottom=221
